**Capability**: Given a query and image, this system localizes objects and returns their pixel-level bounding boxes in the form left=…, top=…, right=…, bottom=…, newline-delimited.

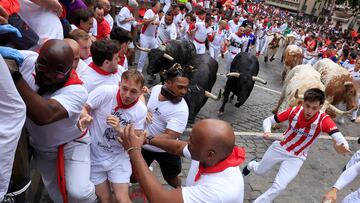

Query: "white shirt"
left=19, top=51, right=88, bottom=151
left=75, top=59, right=88, bottom=76
left=210, top=28, right=229, bottom=48
left=157, top=17, right=177, bottom=45
left=194, top=21, right=213, bottom=43
left=143, top=85, right=188, bottom=152
left=87, top=85, right=146, bottom=161
left=141, top=9, right=159, bottom=37
left=79, top=64, right=125, bottom=93
left=228, top=20, right=240, bottom=33
left=342, top=60, right=356, bottom=70
left=104, top=14, right=114, bottom=30
left=227, top=33, right=244, bottom=55
left=182, top=145, right=244, bottom=203
left=179, top=19, right=190, bottom=40
left=91, top=18, right=97, bottom=36
left=83, top=57, right=93, bottom=65
left=0, top=56, right=26, bottom=201
left=18, top=0, right=63, bottom=44
left=116, top=7, right=135, bottom=31
left=349, top=67, right=360, bottom=81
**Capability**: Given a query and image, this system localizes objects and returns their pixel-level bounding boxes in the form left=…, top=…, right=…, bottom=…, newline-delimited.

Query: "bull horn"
left=327, top=104, right=356, bottom=115
left=266, top=33, right=275, bottom=36
left=294, top=89, right=304, bottom=99
left=134, top=42, right=151, bottom=52
left=226, top=72, right=241, bottom=77
left=252, top=76, right=267, bottom=84
left=205, top=90, right=221, bottom=100
left=344, top=81, right=353, bottom=86
left=163, top=53, right=174, bottom=61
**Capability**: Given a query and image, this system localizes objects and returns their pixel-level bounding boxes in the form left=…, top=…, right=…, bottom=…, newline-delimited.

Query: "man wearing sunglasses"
left=14, top=39, right=97, bottom=203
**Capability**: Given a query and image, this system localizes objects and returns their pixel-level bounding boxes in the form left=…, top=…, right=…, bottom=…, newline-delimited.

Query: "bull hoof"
left=270, top=57, right=274, bottom=62
left=264, top=56, right=268, bottom=62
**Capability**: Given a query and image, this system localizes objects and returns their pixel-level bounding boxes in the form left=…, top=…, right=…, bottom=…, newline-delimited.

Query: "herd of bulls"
left=135, top=39, right=358, bottom=123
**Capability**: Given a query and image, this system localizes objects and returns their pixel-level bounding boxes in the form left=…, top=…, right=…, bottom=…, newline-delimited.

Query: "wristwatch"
left=145, top=136, right=154, bottom=145
left=12, top=71, right=22, bottom=83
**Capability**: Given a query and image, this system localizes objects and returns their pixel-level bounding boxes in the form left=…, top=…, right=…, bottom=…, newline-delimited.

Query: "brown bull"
left=313, top=58, right=358, bottom=117
left=282, top=45, right=303, bottom=81
left=264, top=33, right=285, bottom=63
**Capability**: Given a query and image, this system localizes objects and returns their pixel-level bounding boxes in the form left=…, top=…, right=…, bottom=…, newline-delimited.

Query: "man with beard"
left=15, top=39, right=97, bottom=203
left=141, top=65, right=189, bottom=188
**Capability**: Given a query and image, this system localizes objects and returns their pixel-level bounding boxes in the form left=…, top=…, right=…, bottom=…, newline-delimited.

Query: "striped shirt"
left=275, top=105, right=338, bottom=159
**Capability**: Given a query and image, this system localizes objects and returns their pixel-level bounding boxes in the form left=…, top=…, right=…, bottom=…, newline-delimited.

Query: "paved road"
left=138, top=50, right=360, bottom=203
left=39, top=49, right=360, bottom=203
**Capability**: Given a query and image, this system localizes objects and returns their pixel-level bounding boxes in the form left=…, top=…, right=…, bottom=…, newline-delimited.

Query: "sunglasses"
left=35, top=62, right=72, bottom=79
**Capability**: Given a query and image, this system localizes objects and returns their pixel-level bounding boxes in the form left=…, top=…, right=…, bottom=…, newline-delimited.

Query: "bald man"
left=119, top=119, right=246, bottom=203
left=64, top=38, right=88, bottom=75
left=15, top=39, right=97, bottom=203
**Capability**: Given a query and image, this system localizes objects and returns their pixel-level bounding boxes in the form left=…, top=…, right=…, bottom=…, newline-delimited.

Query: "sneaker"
left=242, top=165, right=251, bottom=176
left=242, top=157, right=258, bottom=176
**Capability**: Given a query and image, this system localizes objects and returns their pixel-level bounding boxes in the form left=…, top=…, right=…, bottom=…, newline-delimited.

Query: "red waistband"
left=194, top=37, right=205, bottom=44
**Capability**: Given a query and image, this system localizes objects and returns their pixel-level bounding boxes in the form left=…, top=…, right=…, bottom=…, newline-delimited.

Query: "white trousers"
left=209, top=45, right=220, bottom=62
left=0, top=56, right=26, bottom=201
left=34, top=135, right=97, bottom=203
left=193, top=40, right=206, bottom=54
left=225, top=52, right=237, bottom=73
left=249, top=142, right=304, bottom=203
left=256, top=36, right=268, bottom=55
left=137, top=34, right=158, bottom=73
left=343, top=189, right=360, bottom=203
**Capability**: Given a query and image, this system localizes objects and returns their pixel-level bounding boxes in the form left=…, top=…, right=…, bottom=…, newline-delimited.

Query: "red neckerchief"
left=89, top=62, right=118, bottom=75
left=63, top=69, right=83, bottom=86
left=126, top=6, right=134, bottom=13
left=194, top=146, right=245, bottom=182
left=152, top=8, right=158, bottom=14
left=118, top=54, right=126, bottom=66
left=114, top=88, right=139, bottom=111
left=349, top=60, right=356, bottom=64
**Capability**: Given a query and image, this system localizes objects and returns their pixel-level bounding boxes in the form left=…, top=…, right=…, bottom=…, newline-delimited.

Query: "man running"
left=243, top=88, right=351, bottom=203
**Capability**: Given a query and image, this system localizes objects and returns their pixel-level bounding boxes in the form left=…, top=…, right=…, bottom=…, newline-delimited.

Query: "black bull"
left=135, top=40, right=197, bottom=76
left=185, top=54, right=219, bottom=123
left=219, top=52, right=267, bottom=114
left=135, top=41, right=220, bottom=123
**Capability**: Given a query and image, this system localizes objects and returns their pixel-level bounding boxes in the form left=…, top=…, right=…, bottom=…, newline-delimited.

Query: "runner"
left=242, top=88, right=351, bottom=203
left=79, top=70, right=147, bottom=203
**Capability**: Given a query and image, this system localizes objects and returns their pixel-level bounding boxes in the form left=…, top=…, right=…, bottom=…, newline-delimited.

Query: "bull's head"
left=134, top=43, right=174, bottom=75
left=185, top=85, right=221, bottom=123
left=226, top=72, right=267, bottom=107
left=344, top=81, right=358, bottom=110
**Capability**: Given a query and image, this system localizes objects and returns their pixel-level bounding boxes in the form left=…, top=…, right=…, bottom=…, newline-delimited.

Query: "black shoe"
left=242, top=157, right=258, bottom=176
left=242, top=165, right=251, bottom=176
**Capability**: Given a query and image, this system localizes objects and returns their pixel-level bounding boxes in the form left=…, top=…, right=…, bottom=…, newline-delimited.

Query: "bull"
left=135, top=40, right=196, bottom=81
left=184, top=54, right=220, bottom=123
left=219, top=52, right=267, bottom=115
left=313, top=58, right=358, bottom=117
left=264, top=32, right=285, bottom=63
left=281, top=44, right=303, bottom=81
left=272, top=64, right=350, bottom=115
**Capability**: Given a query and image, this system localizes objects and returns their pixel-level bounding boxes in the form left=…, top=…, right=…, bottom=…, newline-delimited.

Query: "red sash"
left=57, top=70, right=85, bottom=203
